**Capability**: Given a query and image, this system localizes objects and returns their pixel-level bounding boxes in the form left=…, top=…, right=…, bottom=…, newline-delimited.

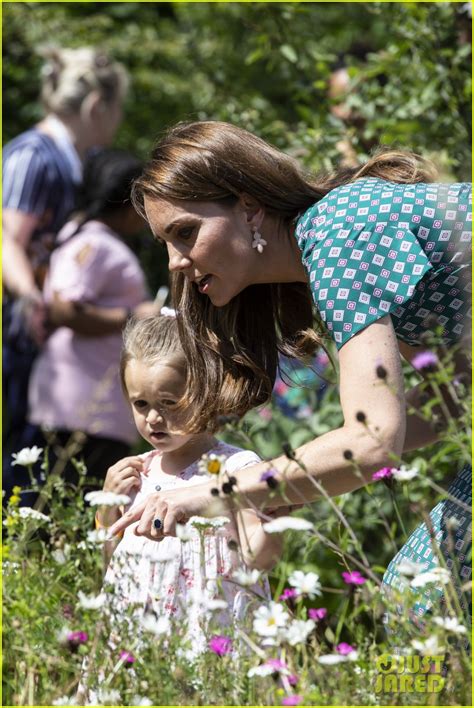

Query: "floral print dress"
left=104, top=441, right=270, bottom=654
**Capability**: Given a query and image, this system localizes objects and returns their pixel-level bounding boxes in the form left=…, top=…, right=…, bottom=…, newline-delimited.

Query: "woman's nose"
left=168, top=244, right=192, bottom=272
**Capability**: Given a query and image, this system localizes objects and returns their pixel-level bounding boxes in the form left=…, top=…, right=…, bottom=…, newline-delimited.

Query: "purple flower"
left=266, top=658, right=288, bottom=672
left=336, top=642, right=356, bottom=655
left=67, top=630, right=88, bottom=646
left=412, top=351, right=438, bottom=372
left=372, top=467, right=394, bottom=481
left=282, top=695, right=303, bottom=706
left=208, top=634, right=232, bottom=656
left=308, top=607, right=327, bottom=621
left=279, top=588, right=298, bottom=601
left=342, top=570, right=367, bottom=586
left=119, top=650, right=136, bottom=664
left=288, top=674, right=299, bottom=686
left=260, top=468, right=278, bottom=482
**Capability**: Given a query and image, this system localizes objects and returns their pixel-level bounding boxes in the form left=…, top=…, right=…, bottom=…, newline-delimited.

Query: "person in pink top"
left=5, top=150, right=160, bottom=506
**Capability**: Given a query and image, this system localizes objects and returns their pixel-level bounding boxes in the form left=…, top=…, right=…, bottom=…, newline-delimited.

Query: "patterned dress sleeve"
left=3, top=144, right=56, bottom=217
left=297, top=208, right=433, bottom=349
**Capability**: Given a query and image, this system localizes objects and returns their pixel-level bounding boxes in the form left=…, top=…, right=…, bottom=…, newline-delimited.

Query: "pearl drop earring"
left=251, top=228, right=267, bottom=254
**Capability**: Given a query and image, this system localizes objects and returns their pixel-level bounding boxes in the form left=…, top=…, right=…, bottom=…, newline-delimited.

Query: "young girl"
left=95, top=313, right=282, bottom=654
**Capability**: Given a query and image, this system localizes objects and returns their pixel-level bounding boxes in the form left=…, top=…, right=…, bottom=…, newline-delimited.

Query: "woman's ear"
left=237, top=193, right=265, bottom=230
left=80, top=90, right=105, bottom=124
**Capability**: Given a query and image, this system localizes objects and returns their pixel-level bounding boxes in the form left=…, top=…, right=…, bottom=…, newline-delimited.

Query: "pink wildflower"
left=67, top=630, right=88, bottom=646
left=372, top=467, right=394, bottom=481
left=267, top=658, right=288, bottom=672
left=288, top=674, right=299, bottom=686
left=282, top=695, right=303, bottom=706
left=342, top=570, right=367, bottom=585
left=412, top=351, right=438, bottom=372
left=208, top=634, right=232, bottom=656
left=308, top=607, right=327, bottom=621
left=336, top=642, right=355, bottom=655
left=279, top=588, right=298, bottom=601
left=119, top=650, right=136, bottom=664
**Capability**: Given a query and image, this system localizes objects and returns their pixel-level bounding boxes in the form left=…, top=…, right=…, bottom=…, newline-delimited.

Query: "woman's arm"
left=109, top=316, right=408, bottom=539
left=235, top=508, right=283, bottom=571
left=2, top=209, right=42, bottom=298
left=48, top=294, right=160, bottom=337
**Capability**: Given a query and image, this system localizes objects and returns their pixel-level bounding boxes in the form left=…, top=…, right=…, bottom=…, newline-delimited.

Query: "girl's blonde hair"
left=132, top=121, right=438, bottom=432
left=39, top=46, right=128, bottom=116
left=120, top=315, right=185, bottom=395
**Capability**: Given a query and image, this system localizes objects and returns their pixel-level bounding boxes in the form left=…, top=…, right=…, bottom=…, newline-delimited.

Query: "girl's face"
left=124, top=357, right=196, bottom=452
left=144, top=197, right=261, bottom=307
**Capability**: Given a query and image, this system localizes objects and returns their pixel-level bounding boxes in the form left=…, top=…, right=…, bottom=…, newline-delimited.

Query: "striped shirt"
left=3, top=129, right=77, bottom=271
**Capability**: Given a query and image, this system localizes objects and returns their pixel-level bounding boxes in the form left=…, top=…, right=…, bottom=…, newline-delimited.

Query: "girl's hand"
left=108, top=482, right=216, bottom=540
left=103, top=455, right=146, bottom=496
left=98, top=456, right=147, bottom=529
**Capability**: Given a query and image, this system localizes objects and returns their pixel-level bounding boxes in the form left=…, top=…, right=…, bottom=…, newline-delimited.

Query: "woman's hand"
left=108, top=482, right=216, bottom=540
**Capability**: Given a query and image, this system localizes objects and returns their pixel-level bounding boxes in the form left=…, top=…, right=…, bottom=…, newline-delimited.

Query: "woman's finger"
left=135, top=497, right=166, bottom=538
left=109, top=499, right=146, bottom=536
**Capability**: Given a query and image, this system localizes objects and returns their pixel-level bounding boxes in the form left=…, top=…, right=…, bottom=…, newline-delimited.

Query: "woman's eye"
left=161, top=399, right=176, bottom=407
left=178, top=226, right=194, bottom=240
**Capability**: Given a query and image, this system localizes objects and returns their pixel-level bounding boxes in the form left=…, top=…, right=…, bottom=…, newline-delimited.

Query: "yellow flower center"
left=207, top=460, right=221, bottom=474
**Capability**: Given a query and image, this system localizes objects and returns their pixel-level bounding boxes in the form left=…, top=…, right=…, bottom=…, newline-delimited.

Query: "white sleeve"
left=224, top=450, right=261, bottom=475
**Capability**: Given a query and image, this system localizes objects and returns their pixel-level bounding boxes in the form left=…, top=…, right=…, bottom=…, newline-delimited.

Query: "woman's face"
left=144, top=197, right=259, bottom=307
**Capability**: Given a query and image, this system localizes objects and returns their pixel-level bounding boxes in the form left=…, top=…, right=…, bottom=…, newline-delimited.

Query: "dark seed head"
left=343, top=449, right=353, bottom=461
left=355, top=411, right=366, bottom=423
left=228, top=476, right=237, bottom=486
left=282, top=442, right=296, bottom=460
left=210, top=487, right=220, bottom=497
left=376, top=365, right=387, bottom=380
left=221, top=482, right=233, bottom=495
left=266, top=477, right=279, bottom=490
left=227, top=539, right=238, bottom=551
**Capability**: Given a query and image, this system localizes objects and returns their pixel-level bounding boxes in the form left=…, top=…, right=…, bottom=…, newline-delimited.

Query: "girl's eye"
left=161, top=399, right=176, bottom=407
left=134, top=400, right=148, bottom=409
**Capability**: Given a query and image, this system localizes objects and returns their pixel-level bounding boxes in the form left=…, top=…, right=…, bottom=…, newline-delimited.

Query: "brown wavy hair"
left=132, top=121, right=438, bottom=432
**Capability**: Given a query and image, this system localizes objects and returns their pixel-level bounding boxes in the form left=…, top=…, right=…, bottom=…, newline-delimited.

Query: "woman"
left=110, top=121, right=471, bottom=622
left=3, top=46, right=127, bottom=463
left=4, top=149, right=158, bottom=506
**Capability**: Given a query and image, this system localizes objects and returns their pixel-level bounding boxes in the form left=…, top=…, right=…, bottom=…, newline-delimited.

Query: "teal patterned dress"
left=295, top=178, right=471, bottom=623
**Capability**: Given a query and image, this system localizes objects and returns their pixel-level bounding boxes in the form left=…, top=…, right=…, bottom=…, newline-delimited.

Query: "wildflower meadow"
left=3, top=339, right=471, bottom=706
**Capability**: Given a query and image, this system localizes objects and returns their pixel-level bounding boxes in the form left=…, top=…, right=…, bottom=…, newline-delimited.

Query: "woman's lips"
left=198, top=275, right=212, bottom=293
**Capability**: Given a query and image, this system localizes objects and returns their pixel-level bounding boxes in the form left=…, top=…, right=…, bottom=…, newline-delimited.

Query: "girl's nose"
left=146, top=408, right=163, bottom=425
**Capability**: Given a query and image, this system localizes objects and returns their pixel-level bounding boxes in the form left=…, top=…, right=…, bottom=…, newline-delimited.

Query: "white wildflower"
left=232, top=568, right=261, bottom=586
left=84, top=490, right=131, bottom=507
left=318, top=653, right=348, bottom=665
left=11, top=446, right=43, bottom=467
left=397, top=559, right=426, bottom=577
left=286, top=618, right=316, bottom=646
left=52, top=547, right=69, bottom=564
left=247, top=664, right=276, bottom=677
left=411, top=566, right=451, bottom=588
left=392, top=465, right=419, bottom=482
left=176, top=522, right=194, bottom=542
left=288, top=570, right=322, bottom=598
left=86, top=529, right=109, bottom=544
left=17, top=507, right=51, bottom=523
left=411, top=636, right=445, bottom=655
left=95, top=688, right=121, bottom=705
left=197, top=452, right=227, bottom=477
left=52, top=696, right=77, bottom=705
left=433, top=616, right=467, bottom=635
left=188, top=515, right=230, bottom=529
left=78, top=591, right=107, bottom=610
left=141, top=614, right=171, bottom=636
left=262, top=516, right=314, bottom=533
left=131, top=697, right=153, bottom=707
left=253, top=602, right=289, bottom=637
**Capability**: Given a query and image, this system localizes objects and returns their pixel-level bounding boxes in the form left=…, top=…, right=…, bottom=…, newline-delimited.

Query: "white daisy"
left=288, top=570, right=322, bottom=598
left=141, top=614, right=171, bottom=636
left=188, top=515, right=230, bottom=529
left=392, top=465, right=419, bottom=482
left=176, top=522, right=194, bottom=542
left=197, top=452, right=227, bottom=477
left=247, top=664, right=276, bottom=677
left=77, top=591, right=107, bottom=610
left=232, top=568, right=261, bottom=586
left=17, top=507, right=51, bottom=523
left=411, top=566, right=451, bottom=588
left=253, top=602, right=289, bottom=637
left=411, top=636, right=445, bottom=655
left=262, top=516, right=314, bottom=533
left=84, top=490, right=131, bottom=507
left=11, top=446, right=43, bottom=467
left=433, top=616, right=467, bottom=635
left=397, top=559, right=426, bottom=577
left=286, top=618, right=316, bottom=646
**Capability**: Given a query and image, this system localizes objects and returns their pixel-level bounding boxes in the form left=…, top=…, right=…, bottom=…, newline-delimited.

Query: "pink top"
left=28, top=220, right=148, bottom=444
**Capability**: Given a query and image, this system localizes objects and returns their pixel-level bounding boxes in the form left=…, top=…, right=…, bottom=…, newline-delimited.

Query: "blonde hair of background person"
left=3, top=45, right=128, bottom=314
